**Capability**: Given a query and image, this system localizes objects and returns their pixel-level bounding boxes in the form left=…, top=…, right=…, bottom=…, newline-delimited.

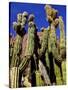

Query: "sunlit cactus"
left=10, top=67, right=19, bottom=88
left=59, top=16, right=66, bottom=84
left=25, top=14, right=36, bottom=56
left=45, top=4, right=65, bottom=85
left=11, top=12, right=28, bottom=68
left=44, top=5, right=58, bottom=23
left=10, top=12, right=28, bottom=88
left=39, top=27, right=48, bottom=58
left=59, top=16, right=66, bottom=59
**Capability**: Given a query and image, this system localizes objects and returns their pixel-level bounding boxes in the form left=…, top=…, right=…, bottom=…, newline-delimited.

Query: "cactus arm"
left=19, top=56, right=30, bottom=72
left=39, top=28, right=48, bottom=58
left=59, top=16, right=66, bottom=58
left=26, top=22, right=36, bottom=56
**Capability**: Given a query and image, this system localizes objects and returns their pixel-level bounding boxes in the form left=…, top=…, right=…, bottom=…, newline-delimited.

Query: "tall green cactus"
left=49, top=20, right=63, bottom=85
left=11, top=12, right=28, bottom=68
left=59, top=16, right=66, bottom=84
left=38, top=27, right=51, bottom=85
left=45, top=5, right=64, bottom=85
left=19, top=14, right=36, bottom=71
left=26, top=14, right=36, bottom=56
left=10, top=12, right=28, bottom=88
left=9, top=33, right=14, bottom=67
left=19, top=14, right=38, bottom=87
left=59, top=16, right=66, bottom=58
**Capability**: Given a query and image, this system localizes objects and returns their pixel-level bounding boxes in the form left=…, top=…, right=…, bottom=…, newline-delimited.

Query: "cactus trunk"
left=26, top=22, right=36, bottom=56
left=10, top=67, right=19, bottom=88
left=11, top=35, right=22, bottom=67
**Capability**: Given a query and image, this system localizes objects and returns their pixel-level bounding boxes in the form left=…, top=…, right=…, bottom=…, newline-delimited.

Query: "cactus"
left=10, top=12, right=28, bottom=88
left=49, top=23, right=62, bottom=62
left=59, top=16, right=66, bottom=84
left=19, top=14, right=38, bottom=87
left=54, top=62, right=63, bottom=85
left=59, top=16, right=66, bottom=59
left=45, top=50, right=50, bottom=73
left=39, top=27, right=48, bottom=58
left=19, top=14, right=36, bottom=74
left=9, top=33, right=14, bottom=67
left=25, top=14, right=36, bottom=56
left=44, top=5, right=58, bottom=23
left=10, top=67, right=19, bottom=88
left=19, top=55, right=30, bottom=72
left=49, top=18, right=63, bottom=85
left=61, top=61, right=66, bottom=84
left=45, top=5, right=64, bottom=85
left=11, top=12, right=28, bottom=67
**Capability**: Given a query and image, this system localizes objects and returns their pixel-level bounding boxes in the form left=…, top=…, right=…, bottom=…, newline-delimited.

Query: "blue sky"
left=9, top=2, right=66, bottom=38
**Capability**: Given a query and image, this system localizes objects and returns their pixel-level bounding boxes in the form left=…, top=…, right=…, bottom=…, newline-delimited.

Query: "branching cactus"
left=45, top=5, right=64, bottom=84
left=10, top=12, right=28, bottom=88
left=11, top=12, right=28, bottom=68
